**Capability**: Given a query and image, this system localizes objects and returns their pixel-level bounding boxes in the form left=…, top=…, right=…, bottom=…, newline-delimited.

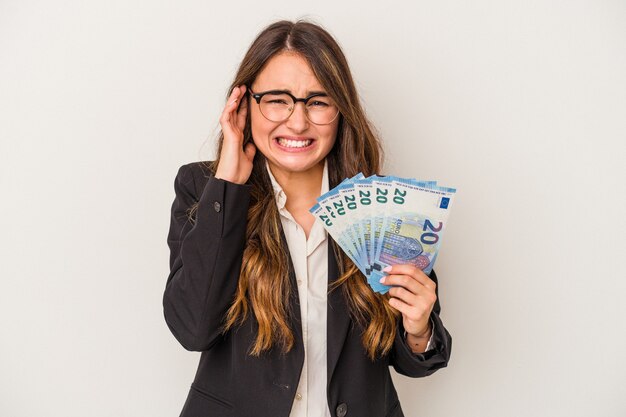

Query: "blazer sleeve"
left=162, top=163, right=252, bottom=351
left=389, top=269, right=453, bottom=377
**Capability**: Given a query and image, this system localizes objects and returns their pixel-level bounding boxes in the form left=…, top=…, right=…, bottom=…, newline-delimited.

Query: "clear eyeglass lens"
left=259, top=93, right=339, bottom=125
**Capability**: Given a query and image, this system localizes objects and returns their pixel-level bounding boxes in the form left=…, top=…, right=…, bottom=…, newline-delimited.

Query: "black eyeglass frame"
left=247, top=87, right=340, bottom=125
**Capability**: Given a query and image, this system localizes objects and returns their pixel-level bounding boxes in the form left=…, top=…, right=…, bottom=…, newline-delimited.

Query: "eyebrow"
left=254, top=88, right=329, bottom=96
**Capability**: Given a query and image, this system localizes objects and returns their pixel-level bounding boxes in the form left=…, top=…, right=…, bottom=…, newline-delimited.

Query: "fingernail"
left=379, top=277, right=386, bottom=284
left=383, top=266, right=392, bottom=273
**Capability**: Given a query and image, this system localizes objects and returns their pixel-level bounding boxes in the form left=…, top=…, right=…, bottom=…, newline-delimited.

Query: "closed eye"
left=266, top=99, right=289, bottom=105
left=309, top=100, right=330, bottom=107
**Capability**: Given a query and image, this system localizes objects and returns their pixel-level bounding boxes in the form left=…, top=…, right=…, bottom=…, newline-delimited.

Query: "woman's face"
left=249, top=51, right=339, bottom=180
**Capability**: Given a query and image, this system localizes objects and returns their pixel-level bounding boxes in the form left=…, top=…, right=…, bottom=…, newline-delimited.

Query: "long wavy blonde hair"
left=191, top=20, right=400, bottom=361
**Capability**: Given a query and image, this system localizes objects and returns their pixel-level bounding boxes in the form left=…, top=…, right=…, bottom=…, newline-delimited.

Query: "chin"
left=268, top=157, right=324, bottom=175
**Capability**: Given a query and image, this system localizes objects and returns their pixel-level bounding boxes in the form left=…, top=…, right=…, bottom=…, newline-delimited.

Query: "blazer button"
left=336, top=403, right=347, bottom=417
left=213, top=201, right=221, bottom=212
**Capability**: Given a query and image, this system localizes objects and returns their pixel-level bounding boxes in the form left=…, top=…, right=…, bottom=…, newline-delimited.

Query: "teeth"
left=278, top=138, right=312, bottom=148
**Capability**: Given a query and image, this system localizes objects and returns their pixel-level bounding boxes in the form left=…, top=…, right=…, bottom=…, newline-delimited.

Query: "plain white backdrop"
left=1, top=1, right=625, bottom=416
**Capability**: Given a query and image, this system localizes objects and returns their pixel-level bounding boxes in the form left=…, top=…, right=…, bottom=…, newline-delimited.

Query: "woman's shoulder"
left=175, top=160, right=215, bottom=197
left=180, top=160, right=214, bottom=178
left=178, top=160, right=215, bottom=181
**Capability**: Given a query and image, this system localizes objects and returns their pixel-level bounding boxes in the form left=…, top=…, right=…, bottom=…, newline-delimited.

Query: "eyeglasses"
left=248, top=88, right=340, bottom=125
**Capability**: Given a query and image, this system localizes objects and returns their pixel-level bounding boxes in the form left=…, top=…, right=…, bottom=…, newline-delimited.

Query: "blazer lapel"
left=326, top=239, right=351, bottom=384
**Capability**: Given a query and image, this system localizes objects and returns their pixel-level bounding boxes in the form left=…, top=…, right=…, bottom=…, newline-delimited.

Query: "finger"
left=380, top=272, right=437, bottom=306
left=220, top=87, right=243, bottom=135
left=224, top=87, right=243, bottom=118
left=384, top=274, right=438, bottom=311
left=388, top=293, right=433, bottom=325
left=388, top=282, right=437, bottom=313
left=387, top=285, right=418, bottom=307
left=379, top=273, right=421, bottom=295
left=228, top=85, right=242, bottom=104
left=383, top=264, right=436, bottom=291
left=387, top=296, right=413, bottom=316
left=236, top=94, right=248, bottom=128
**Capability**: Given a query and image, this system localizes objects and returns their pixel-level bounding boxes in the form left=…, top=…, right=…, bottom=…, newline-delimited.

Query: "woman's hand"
left=215, top=85, right=256, bottom=184
left=379, top=264, right=436, bottom=351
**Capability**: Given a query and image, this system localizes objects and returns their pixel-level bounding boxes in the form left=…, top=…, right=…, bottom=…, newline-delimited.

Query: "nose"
left=285, top=101, right=309, bottom=132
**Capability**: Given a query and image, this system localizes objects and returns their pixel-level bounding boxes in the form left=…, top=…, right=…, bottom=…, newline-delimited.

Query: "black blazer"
left=163, top=162, right=452, bottom=417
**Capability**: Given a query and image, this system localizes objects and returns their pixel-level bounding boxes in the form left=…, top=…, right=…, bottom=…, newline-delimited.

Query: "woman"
left=163, top=20, right=452, bottom=417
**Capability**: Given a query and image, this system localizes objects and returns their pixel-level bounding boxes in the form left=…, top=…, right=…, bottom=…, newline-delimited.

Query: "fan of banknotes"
left=310, top=174, right=456, bottom=294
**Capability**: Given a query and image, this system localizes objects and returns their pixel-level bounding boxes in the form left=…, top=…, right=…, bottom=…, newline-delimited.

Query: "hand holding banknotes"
left=310, top=173, right=456, bottom=294
left=215, top=85, right=256, bottom=184
left=380, top=264, right=436, bottom=347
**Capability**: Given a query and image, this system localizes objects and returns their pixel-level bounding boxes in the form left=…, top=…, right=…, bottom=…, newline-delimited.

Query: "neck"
left=269, top=162, right=324, bottom=201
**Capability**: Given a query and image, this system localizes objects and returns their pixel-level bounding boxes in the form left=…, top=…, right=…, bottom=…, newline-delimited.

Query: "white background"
left=1, top=1, right=625, bottom=416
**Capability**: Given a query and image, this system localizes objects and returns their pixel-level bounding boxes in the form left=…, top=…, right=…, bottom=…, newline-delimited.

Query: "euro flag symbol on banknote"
left=310, top=174, right=456, bottom=294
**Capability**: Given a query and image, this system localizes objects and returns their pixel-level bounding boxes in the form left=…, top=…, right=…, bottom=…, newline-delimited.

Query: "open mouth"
left=275, top=137, right=314, bottom=149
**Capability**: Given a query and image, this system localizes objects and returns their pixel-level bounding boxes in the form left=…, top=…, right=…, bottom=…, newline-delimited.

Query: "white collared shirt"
left=267, top=161, right=332, bottom=417
left=266, top=160, right=434, bottom=417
